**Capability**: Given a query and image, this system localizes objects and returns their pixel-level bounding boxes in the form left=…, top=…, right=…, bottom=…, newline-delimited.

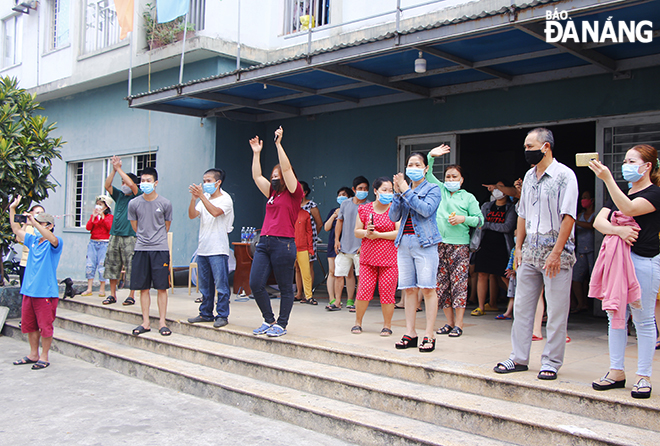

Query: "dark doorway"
left=460, top=122, right=597, bottom=204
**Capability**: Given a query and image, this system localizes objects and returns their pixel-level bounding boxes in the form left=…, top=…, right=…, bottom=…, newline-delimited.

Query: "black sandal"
left=419, top=337, right=436, bottom=353
left=132, top=325, right=150, bottom=336
left=436, top=324, right=454, bottom=335
left=122, top=297, right=135, bottom=306
left=102, top=295, right=117, bottom=305
left=631, top=378, right=652, bottom=399
left=395, top=335, right=418, bottom=349
left=448, top=326, right=463, bottom=337
left=301, top=298, right=318, bottom=305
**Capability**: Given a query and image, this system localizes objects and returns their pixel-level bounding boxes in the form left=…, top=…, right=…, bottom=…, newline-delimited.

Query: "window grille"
left=51, top=0, right=70, bottom=50
left=603, top=123, right=660, bottom=189
left=83, top=0, right=121, bottom=54
left=66, top=153, right=157, bottom=228
left=284, top=0, right=330, bottom=35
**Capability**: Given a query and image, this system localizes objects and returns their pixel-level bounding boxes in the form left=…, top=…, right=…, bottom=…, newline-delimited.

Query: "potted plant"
left=144, top=3, right=195, bottom=50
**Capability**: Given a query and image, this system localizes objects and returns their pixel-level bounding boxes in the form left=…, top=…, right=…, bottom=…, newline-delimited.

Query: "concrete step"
left=10, top=309, right=660, bottom=446
left=57, top=299, right=660, bottom=433
left=2, top=320, right=511, bottom=446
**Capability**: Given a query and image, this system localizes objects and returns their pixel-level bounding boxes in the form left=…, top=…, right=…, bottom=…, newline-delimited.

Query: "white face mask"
left=492, top=189, right=505, bottom=200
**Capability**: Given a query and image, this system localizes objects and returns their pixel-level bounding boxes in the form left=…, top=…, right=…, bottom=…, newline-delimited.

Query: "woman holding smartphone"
left=589, top=144, right=660, bottom=399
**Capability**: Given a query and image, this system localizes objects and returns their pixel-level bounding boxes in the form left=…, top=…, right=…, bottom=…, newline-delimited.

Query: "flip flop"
left=31, top=360, right=50, bottom=370
left=159, top=326, right=172, bottom=336
left=326, top=304, right=342, bottom=311
left=13, top=356, right=38, bottom=365
left=351, top=325, right=362, bottom=334
left=532, top=335, right=543, bottom=341
left=538, top=369, right=558, bottom=380
left=494, top=359, right=528, bottom=374
left=132, top=325, right=151, bottom=336
left=495, top=314, right=511, bottom=320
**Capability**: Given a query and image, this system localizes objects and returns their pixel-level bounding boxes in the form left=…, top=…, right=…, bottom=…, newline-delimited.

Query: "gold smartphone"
left=575, top=152, right=599, bottom=167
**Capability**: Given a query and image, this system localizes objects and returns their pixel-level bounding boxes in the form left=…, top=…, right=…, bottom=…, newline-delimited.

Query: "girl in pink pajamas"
left=351, top=177, right=400, bottom=336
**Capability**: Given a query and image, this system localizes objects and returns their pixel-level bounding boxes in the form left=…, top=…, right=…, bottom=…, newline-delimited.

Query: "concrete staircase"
left=3, top=298, right=660, bottom=446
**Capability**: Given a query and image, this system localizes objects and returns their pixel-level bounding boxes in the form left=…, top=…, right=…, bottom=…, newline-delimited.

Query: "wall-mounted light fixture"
left=414, top=51, right=427, bottom=74
left=12, top=0, right=37, bottom=14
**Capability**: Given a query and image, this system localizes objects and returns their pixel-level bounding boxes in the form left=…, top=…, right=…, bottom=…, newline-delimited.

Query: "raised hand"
left=249, top=136, right=263, bottom=153
left=588, top=159, right=613, bottom=181
left=189, top=183, right=204, bottom=198
left=274, top=126, right=283, bottom=144
left=10, top=195, right=22, bottom=209
left=393, top=172, right=407, bottom=192
left=429, top=144, right=451, bottom=158
left=111, top=155, right=122, bottom=170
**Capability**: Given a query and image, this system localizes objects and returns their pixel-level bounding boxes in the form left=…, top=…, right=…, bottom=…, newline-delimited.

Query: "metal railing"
left=284, top=0, right=330, bottom=35
left=189, top=0, right=206, bottom=31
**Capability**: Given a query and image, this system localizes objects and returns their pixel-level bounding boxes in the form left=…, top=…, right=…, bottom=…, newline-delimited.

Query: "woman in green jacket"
left=426, top=148, right=484, bottom=337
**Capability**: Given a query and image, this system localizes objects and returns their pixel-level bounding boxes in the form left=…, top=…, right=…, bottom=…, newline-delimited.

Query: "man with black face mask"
left=494, top=127, right=578, bottom=381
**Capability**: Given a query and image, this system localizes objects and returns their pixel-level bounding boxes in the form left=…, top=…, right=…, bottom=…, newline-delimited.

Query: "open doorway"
left=460, top=122, right=597, bottom=204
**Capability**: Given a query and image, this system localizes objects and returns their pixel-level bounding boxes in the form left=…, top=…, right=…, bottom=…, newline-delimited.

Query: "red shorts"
left=21, top=296, right=59, bottom=338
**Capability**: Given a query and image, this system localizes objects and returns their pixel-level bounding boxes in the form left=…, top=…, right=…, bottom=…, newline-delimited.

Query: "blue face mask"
left=445, top=181, right=461, bottom=193
left=203, top=183, right=218, bottom=195
left=622, top=163, right=646, bottom=183
left=406, top=167, right=425, bottom=182
left=378, top=193, right=393, bottom=205
left=140, top=182, right=155, bottom=194
left=337, top=196, right=348, bottom=205
left=355, top=191, right=368, bottom=200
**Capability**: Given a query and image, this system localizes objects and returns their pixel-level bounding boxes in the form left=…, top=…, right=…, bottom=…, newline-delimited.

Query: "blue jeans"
left=86, top=240, right=108, bottom=282
left=197, top=255, right=230, bottom=320
left=608, top=252, right=660, bottom=377
left=397, top=234, right=438, bottom=289
left=249, top=236, right=297, bottom=328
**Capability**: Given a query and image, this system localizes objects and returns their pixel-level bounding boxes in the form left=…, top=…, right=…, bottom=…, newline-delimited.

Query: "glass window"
left=83, top=0, right=120, bottom=54
left=2, top=15, right=22, bottom=68
left=50, top=0, right=71, bottom=50
left=603, top=123, right=660, bottom=191
left=398, top=134, right=458, bottom=179
left=67, top=153, right=157, bottom=228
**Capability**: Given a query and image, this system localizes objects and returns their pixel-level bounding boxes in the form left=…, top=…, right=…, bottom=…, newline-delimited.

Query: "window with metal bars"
left=603, top=123, right=660, bottom=191
left=50, top=0, right=70, bottom=50
left=284, top=0, right=330, bottom=35
left=66, top=153, right=157, bottom=228
left=82, top=0, right=120, bottom=54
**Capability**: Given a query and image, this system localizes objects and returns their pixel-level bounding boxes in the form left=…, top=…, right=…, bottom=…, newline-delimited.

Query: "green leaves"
left=0, top=76, right=64, bottom=284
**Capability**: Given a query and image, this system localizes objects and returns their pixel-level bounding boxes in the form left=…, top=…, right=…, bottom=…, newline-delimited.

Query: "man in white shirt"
left=187, top=169, right=234, bottom=328
left=494, top=128, right=578, bottom=380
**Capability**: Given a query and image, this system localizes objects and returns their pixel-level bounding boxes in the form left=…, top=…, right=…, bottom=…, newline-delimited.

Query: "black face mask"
left=271, top=179, right=281, bottom=190
left=524, top=149, right=545, bottom=166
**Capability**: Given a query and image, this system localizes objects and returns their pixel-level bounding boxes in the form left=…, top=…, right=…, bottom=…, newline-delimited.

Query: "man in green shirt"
left=102, top=156, right=141, bottom=305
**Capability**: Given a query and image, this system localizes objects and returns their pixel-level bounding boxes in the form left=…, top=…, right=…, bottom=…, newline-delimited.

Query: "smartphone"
left=575, top=152, right=599, bottom=167
left=14, top=215, right=27, bottom=224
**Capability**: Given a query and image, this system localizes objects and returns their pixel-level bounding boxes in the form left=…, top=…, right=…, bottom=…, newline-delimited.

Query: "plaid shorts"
left=103, top=235, right=136, bottom=284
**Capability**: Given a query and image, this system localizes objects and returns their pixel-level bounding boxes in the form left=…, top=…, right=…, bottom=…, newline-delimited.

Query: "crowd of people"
left=9, top=126, right=660, bottom=400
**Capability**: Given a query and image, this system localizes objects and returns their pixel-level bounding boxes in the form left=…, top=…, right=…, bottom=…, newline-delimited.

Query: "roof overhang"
left=127, top=0, right=660, bottom=122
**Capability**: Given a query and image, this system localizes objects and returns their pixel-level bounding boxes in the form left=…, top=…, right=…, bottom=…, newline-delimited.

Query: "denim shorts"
left=397, top=234, right=439, bottom=289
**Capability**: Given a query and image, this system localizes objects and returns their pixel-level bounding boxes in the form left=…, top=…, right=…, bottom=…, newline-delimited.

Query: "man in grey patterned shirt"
left=494, top=128, right=578, bottom=380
